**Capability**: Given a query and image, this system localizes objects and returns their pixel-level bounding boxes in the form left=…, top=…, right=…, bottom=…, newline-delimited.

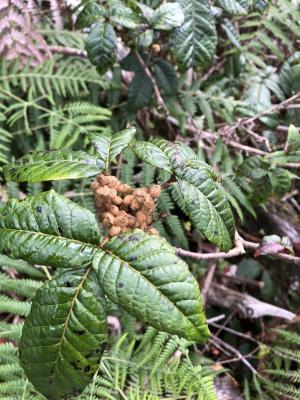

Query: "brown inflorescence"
left=91, top=174, right=161, bottom=237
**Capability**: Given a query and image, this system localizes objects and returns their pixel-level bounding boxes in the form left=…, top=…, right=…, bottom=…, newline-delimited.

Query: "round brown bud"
left=127, top=215, right=136, bottom=227
left=151, top=43, right=161, bottom=54
left=123, top=194, right=134, bottom=206
left=97, top=174, right=108, bottom=185
left=130, top=199, right=140, bottom=211
left=149, top=185, right=161, bottom=198
left=102, top=212, right=115, bottom=228
left=112, top=195, right=123, bottom=205
left=109, top=188, right=118, bottom=198
left=96, top=186, right=111, bottom=197
left=110, top=205, right=119, bottom=216
left=136, top=211, right=146, bottom=224
left=109, top=226, right=121, bottom=236
left=118, top=184, right=133, bottom=195
left=106, top=175, right=120, bottom=189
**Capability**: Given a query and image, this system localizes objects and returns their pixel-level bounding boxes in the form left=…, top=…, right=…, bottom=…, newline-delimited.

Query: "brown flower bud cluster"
left=91, top=174, right=161, bottom=237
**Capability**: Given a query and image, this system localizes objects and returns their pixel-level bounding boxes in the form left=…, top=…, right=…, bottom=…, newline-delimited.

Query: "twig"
left=176, top=231, right=300, bottom=265
left=176, top=231, right=245, bottom=260
left=135, top=51, right=169, bottom=113
left=215, top=271, right=264, bottom=289
left=49, top=45, right=87, bottom=58
left=201, top=262, right=216, bottom=305
left=212, top=335, right=258, bottom=375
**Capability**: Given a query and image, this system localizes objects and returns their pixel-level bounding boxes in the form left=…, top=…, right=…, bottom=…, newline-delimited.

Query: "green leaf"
left=93, top=230, right=209, bottom=343
left=108, top=0, right=140, bottom=28
left=89, top=127, right=136, bottom=167
left=3, top=150, right=104, bottom=183
left=128, top=71, right=153, bottom=110
left=172, top=0, right=217, bottom=69
left=150, top=3, right=184, bottom=30
left=177, top=160, right=235, bottom=251
left=19, top=267, right=108, bottom=400
left=130, top=142, right=172, bottom=173
left=86, top=22, right=117, bottom=74
left=216, top=0, right=248, bottom=15
left=287, top=124, right=300, bottom=152
left=0, top=190, right=101, bottom=268
left=136, top=29, right=154, bottom=48
left=76, top=2, right=105, bottom=29
left=154, top=59, right=178, bottom=96
left=131, top=140, right=235, bottom=250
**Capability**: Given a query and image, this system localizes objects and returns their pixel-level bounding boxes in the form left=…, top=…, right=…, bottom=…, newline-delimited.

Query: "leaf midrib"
left=50, top=267, right=91, bottom=398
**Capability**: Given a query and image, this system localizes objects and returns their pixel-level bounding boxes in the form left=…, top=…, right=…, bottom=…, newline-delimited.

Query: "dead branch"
left=207, top=283, right=296, bottom=320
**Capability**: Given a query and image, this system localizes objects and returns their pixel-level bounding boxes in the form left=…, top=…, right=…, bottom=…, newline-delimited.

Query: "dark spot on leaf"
left=66, top=281, right=72, bottom=288
left=36, top=206, right=42, bottom=213
left=70, top=361, right=77, bottom=369
left=118, top=283, right=124, bottom=288
left=127, top=235, right=139, bottom=242
left=84, top=365, right=91, bottom=372
left=74, top=329, right=85, bottom=336
left=58, top=227, right=63, bottom=235
left=129, top=256, right=137, bottom=262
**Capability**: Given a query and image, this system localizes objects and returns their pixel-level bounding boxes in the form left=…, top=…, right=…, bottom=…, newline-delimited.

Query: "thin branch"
left=176, top=231, right=300, bottom=265
left=134, top=51, right=169, bottom=113
left=201, top=262, right=216, bottom=305
left=49, top=45, right=87, bottom=58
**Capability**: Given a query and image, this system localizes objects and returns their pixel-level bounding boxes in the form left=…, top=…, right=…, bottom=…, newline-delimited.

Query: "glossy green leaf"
left=86, top=22, right=117, bottom=75
left=109, top=0, right=139, bottom=28
left=3, top=150, right=104, bottom=183
left=150, top=3, right=184, bottom=30
left=89, top=127, right=136, bottom=166
left=216, top=0, right=248, bottom=15
left=93, top=229, right=209, bottom=343
left=0, top=190, right=101, bottom=268
left=177, top=159, right=235, bottom=251
left=154, top=59, right=178, bottom=95
left=76, top=2, right=105, bottom=29
left=130, top=142, right=172, bottom=173
left=19, top=267, right=108, bottom=400
left=131, top=139, right=235, bottom=251
left=128, top=71, right=153, bottom=110
left=172, top=0, right=217, bottom=69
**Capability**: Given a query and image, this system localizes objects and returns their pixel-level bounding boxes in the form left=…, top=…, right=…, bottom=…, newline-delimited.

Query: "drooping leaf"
left=0, top=190, right=101, bottom=268
left=216, top=0, right=248, bottom=15
left=130, top=142, right=172, bottom=173
left=177, top=160, right=235, bottom=251
left=86, top=22, right=117, bottom=75
left=131, top=140, right=235, bottom=250
left=150, top=3, right=185, bottom=30
left=89, top=127, right=136, bottom=167
left=172, top=0, right=217, bottom=69
left=3, top=150, right=104, bottom=183
left=19, top=267, right=108, bottom=400
left=93, top=229, right=209, bottom=343
left=154, top=59, right=178, bottom=96
left=128, top=71, right=153, bottom=110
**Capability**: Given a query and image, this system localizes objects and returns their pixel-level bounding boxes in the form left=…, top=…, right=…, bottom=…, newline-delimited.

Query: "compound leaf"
left=19, top=267, right=108, bottom=400
left=89, top=127, right=136, bottom=167
left=0, top=190, right=101, bottom=268
left=3, top=150, right=104, bottom=183
left=216, top=0, right=248, bottom=15
left=93, top=229, right=209, bottom=343
left=172, top=0, right=217, bottom=69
